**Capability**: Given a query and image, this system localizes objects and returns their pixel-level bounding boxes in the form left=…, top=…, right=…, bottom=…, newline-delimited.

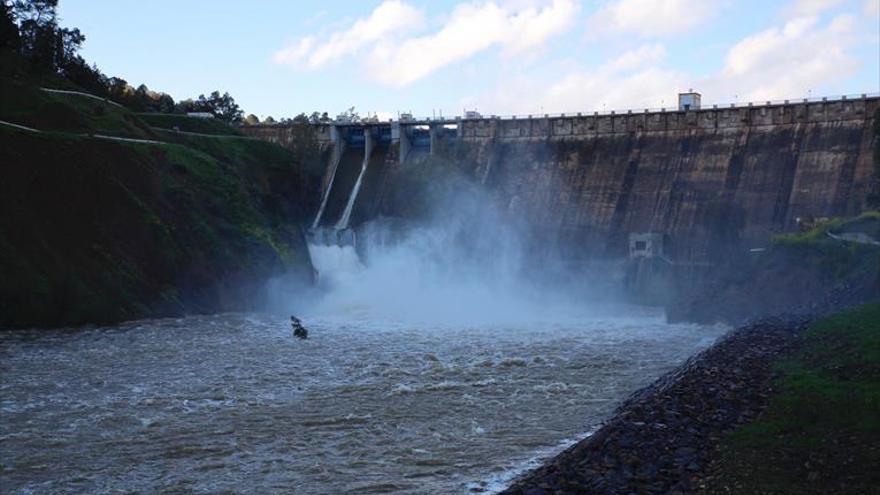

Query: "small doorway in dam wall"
left=623, top=232, right=715, bottom=306
left=625, top=232, right=674, bottom=305
left=629, top=233, right=666, bottom=259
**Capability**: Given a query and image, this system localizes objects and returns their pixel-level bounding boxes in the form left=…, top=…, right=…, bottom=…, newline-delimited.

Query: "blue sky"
left=60, top=0, right=879, bottom=119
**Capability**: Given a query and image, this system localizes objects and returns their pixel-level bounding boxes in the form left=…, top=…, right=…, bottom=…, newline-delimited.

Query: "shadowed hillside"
left=0, top=76, right=323, bottom=328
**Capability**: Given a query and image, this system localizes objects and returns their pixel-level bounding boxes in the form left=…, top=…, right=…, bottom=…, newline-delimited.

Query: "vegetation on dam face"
left=667, top=212, right=880, bottom=325
left=0, top=77, right=323, bottom=329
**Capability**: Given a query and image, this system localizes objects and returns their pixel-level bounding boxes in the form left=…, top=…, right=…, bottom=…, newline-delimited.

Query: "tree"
left=206, top=91, right=243, bottom=123
left=11, top=0, right=57, bottom=25
left=175, top=98, right=199, bottom=113
left=131, top=83, right=150, bottom=111
left=108, top=81, right=134, bottom=108
left=61, top=56, right=107, bottom=96
left=106, top=76, right=126, bottom=93
left=176, top=91, right=243, bottom=122
left=305, top=111, right=331, bottom=124
left=337, top=106, right=359, bottom=123
left=199, top=91, right=242, bottom=123
left=1, top=1, right=20, bottom=50
left=13, top=0, right=84, bottom=72
left=5, top=1, right=179, bottom=114
left=263, top=116, right=276, bottom=124
left=243, top=114, right=259, bottom=125
left=155, top=93, right=175, bottom=113
left=55, top=25, right=83, bottom=67
left=17, top=13, right=57, bottom=70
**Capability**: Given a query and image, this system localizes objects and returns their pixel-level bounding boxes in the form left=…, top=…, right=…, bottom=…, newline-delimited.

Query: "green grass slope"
left=0, top=79, right=157, bottom=140
left=706, top=302, right=880, bottom=493
left=154, top=129, right=326, bottom=220
left=0, top=75, right=324, bottom=328
left=138, top=113, right=243, bottom=136
left=0, top=125, right=317, bottom=328
left=0, top=60, right=330, bottom=328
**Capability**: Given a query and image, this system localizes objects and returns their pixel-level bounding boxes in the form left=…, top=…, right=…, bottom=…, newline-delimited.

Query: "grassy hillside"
left=0, top=79, right=157, bottom=139
left=155, top=130, right=326, bottom=215
left=0, top=80, right=323, bottom=328
left=138, top=113, right=243, bottom=136
left=705, top=301, right=880, bottom=493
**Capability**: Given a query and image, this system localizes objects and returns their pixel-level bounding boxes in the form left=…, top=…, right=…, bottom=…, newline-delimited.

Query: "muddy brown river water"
left=0, top=311, right=724, bottom=494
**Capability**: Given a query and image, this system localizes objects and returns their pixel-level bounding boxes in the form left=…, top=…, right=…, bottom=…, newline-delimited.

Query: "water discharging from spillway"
left=335, top=157, right=368, bottom=230
left=1, top=203, right=727, bottom=494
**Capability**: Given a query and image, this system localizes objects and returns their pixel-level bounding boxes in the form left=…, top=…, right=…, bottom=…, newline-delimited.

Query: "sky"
left=60, top=0, right=880, bottom=120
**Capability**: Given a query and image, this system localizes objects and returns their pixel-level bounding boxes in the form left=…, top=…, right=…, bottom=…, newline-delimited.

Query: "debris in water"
left=291, top=316, right=309, bottom=339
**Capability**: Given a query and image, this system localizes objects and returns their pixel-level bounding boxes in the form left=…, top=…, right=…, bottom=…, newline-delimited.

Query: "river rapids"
left=0, top=309, right=724, bottom=494
left=3, top=208, right=727, bottom=493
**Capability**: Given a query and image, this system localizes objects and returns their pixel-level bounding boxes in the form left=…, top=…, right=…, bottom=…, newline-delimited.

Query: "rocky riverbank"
left=501, top=317, right=807, bottom=495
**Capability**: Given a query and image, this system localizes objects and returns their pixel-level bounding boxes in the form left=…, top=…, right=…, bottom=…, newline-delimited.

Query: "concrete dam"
left=242, top=95, right=879, bottom=266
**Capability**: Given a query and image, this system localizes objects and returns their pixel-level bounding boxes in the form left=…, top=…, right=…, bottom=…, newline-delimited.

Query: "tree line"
left=1, top=0, right=244, bottom=122
left=0, top=1, right=342, bottom=126
left=244, top=112, right=332, bottom=126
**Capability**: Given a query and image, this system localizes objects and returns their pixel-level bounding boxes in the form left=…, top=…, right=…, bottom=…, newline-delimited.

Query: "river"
left=0, top=309, right=724, bottom=494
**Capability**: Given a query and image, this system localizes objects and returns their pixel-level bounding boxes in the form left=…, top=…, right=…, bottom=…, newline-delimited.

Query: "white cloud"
left=720, top=16, right=820, bottom=77
left=271, top=0, right=872, bottom=114
left=367, top=2, right=511, bottom=86
left=587, top=0, right=723, bottom=37
left=370, top=0, right=578, bottom=86
left=274, top=37, right=316, bottom=65
left=540, top=67, right=682, bottom=112
left=484, top=44, right=684, bottom=114
left=480, top=7, right=866, bottom=115
left=703, top=13, right=860, bottom=101
left=786, top=0, right=846, bottom=17
left=273, top=0, right=424, bottom=68
left=501, top=0, right=580, bottom=54
left=274, top=0, right=578, bottom=86
left=604, top=43, right=667, bottom=72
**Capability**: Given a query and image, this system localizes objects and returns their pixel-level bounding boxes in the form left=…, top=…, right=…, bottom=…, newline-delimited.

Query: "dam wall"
left=455, top=101, right=878, bottom=262
left=241, top=96, right=879, bottom=263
